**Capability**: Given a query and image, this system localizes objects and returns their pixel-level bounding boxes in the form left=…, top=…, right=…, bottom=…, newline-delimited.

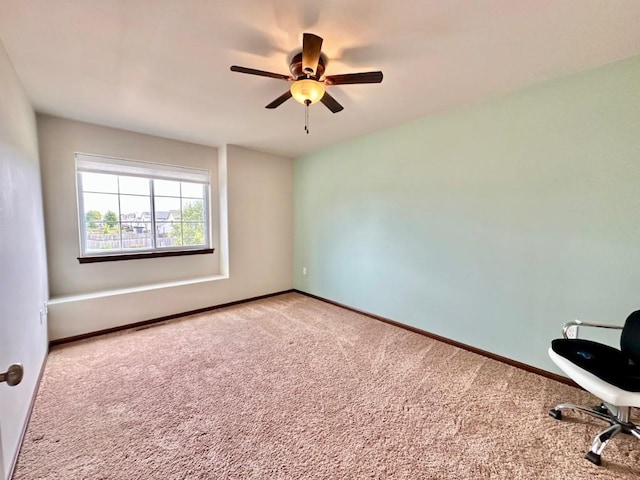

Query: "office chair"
left=548, top=310, right=640, bottom=466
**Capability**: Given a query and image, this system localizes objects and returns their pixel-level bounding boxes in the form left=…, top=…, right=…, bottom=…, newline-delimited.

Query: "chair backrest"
left=621, top=310, right=640, bottom=364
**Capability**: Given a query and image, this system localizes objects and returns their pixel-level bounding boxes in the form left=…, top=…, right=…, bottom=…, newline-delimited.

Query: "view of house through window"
left=76, top=154, right=211, bottom=257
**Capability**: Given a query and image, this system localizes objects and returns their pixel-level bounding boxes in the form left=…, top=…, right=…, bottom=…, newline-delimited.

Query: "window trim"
left=75, top=153, right=212, bottom=260
left=77, top=248, right=214, bottom=264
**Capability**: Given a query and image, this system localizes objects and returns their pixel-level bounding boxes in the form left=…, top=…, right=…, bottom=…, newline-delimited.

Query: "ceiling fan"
left=230, top=33, right=383, bottom=133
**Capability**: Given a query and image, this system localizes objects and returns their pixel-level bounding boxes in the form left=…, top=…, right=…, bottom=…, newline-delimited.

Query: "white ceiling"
left=0, top=1, right=638, bottom=158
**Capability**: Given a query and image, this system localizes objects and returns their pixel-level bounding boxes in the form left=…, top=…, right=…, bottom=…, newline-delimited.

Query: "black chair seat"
left=549, top=311, right=640, bottom=465
left=551, top=338, right=640, bottom=392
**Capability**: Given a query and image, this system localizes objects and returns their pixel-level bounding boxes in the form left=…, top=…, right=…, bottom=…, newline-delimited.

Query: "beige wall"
left=0, top=41, right=48, bottom=480
left=37, top=115, right=222, bottom=296
left=39, top=117, right=293, bottom=340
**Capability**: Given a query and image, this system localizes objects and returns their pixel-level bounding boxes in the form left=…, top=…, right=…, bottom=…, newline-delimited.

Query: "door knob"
left=0, top=364, right=24, bottom=386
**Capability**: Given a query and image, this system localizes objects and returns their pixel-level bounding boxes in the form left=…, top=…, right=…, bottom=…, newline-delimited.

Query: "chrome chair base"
left=549, top=403, right=640, bottom=465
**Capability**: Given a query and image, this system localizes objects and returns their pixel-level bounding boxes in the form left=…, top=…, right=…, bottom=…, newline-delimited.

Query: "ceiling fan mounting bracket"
left=289, top=52, right=325, bottom=80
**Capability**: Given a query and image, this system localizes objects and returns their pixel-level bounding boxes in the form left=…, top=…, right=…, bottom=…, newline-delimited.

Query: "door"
left=0, top=50, right=49, bottom=478
left=0, top=155, right=49, bottom=480
left=0, top=425, right=4, bottom=479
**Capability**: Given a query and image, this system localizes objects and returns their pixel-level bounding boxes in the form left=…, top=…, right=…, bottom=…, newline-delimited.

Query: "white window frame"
left=75, top=153, right=212, bottom=259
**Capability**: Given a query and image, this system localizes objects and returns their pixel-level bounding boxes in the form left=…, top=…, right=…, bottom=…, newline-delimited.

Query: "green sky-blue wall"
left=294, top=56, right=640, bottom=374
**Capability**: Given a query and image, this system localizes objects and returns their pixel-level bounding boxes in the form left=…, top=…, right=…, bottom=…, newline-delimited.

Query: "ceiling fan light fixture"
left=290, top=79, right=325, bottom=105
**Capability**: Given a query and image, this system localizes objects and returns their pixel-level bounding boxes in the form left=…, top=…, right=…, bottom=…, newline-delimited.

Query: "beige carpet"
left=13, top=293, right=640, bottom=479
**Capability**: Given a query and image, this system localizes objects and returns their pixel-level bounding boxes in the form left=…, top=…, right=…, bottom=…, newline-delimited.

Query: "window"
left=76, top=153, right=212, bottom=261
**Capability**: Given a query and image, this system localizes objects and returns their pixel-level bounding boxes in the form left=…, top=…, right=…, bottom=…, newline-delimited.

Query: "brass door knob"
left=0, top=364, right=24, bottom=387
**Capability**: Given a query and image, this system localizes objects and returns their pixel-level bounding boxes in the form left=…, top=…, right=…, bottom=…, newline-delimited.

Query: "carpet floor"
left=13, top=293, right=640, bottom=479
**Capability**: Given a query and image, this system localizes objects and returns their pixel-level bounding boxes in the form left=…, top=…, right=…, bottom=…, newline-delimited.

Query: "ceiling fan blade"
left=230, top=65, right=292, bottom=81
left=265, top=90, right=293, bottom=109
left=320, top=91, right=344, bottom=113
left=324, top=71, right=383, bottom=85
left=302, top=33, right=323, bottom=76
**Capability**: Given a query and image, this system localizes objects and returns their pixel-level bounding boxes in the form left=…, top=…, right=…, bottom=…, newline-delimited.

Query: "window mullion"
left=180, top=182, right=184, bottom=247
left=117, top=176, right=123, bottom=252
left=204, top=184, right=209, bottom=248
left=78, top=173, right=87, bottom=255
left=150, top=179, right=157, bottom=249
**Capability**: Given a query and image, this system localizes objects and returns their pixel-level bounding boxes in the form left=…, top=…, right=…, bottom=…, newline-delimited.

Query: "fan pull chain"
left=304, top=99, right=310, bottom=134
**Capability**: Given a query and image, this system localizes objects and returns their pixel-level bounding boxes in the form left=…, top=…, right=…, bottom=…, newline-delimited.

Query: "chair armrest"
left=562, top=319, right=624, bottom=339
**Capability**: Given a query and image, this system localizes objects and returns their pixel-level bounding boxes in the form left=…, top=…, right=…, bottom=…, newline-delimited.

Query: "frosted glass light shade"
left=290, top=79, right=325, bottom=105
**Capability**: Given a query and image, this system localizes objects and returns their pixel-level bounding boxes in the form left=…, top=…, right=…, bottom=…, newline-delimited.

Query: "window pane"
left=154, top=179, right=180, bottom=197
left=154, top=196, right=180, bottom=248
left=182, top=199, right=204, bottom=222
left=123, top=224, right=152, bottom=250
left=119, top=175, right=150, bottom=195
left=120, top=222, right=136, bottom=233
left=155, top=215, right=175, bottom=235
left=182, top=223, right=205, bottom=246
left=83, top=193, right=119, bottom=230
left=181, top=182, right=204, bottom=198
left=82, top=192, right=121, bottom=253
left=120, top=194, right=151, bottom=217
left=168, top=223, right=183, bottom=247
left=154, top=197, right=181, bottom=220
left=86, top=231, right=121, bottom=252
left=81, top=172, right=118, bottom=193
left=156, top=221, right=180, bottom=246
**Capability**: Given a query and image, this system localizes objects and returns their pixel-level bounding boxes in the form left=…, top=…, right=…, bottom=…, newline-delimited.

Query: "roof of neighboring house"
left=118, top=211, right=176, bottom=222
left=155, top=211, right=172, bottom=221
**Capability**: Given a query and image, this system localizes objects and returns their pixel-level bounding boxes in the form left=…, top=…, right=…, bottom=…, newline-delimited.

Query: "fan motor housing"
left=289, top=52, right=326, bottom=80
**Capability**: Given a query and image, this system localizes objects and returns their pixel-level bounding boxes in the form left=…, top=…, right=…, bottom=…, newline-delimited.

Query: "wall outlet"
left=566, top=325, right=578, bottom=339
left=302, top=267, right=307, bottom=276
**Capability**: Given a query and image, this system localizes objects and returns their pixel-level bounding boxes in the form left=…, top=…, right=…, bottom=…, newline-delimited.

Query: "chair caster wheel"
left=585, top=451, right=601, bottom=466
left=549, top=409, right=562, bottom=420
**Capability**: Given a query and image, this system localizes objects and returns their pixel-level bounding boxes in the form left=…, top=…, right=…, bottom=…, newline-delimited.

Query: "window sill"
left=47, top=273, right=228, bottom=305
left=78, top=248, right=214, bottom=264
